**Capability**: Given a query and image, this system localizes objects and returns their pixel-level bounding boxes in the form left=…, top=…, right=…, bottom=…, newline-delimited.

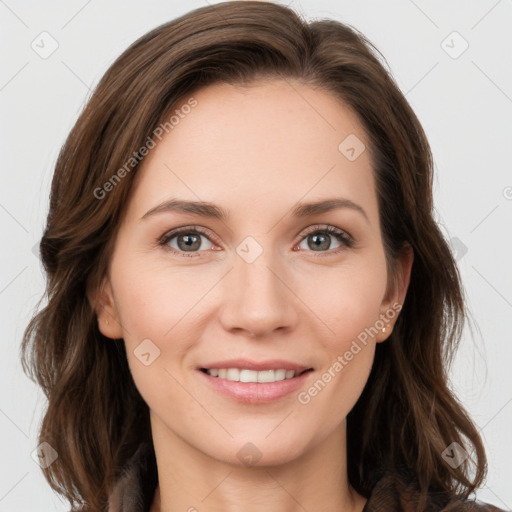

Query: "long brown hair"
left=21, top=1, right=488, bottom=510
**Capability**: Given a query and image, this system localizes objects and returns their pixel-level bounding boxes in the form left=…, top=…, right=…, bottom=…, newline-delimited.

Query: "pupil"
left=310, top=233, right=329, bottom=251
left=180, top=234, right=200, bottom=251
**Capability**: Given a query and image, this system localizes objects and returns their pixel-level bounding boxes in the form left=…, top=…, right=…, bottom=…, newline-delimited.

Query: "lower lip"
left=198, top=370, right=313, bottom=404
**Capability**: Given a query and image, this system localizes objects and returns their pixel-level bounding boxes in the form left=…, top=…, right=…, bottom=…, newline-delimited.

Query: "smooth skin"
left=92, top=79, right=413, bottom=512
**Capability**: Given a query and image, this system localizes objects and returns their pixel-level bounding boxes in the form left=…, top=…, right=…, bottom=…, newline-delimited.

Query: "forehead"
left=125, top=79, right=378, bottom=224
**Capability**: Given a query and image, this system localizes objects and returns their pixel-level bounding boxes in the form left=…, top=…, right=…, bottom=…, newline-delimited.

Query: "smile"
left=201, top=368, right=311, bottom=383
left=198, top=367, right=314, bottom=404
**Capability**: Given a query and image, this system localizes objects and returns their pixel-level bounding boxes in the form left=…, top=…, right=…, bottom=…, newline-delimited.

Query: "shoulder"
left=71, top=441, right=157, bottom=512
left=108, top=441, right=157, bottom=512
left=362, top=469, right=507, bottom=512
left=440, top=500, right=506, bottom=511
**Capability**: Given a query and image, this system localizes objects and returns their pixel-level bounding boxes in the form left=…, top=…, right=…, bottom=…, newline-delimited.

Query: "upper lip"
left=199, top=359, right=313, bottom=373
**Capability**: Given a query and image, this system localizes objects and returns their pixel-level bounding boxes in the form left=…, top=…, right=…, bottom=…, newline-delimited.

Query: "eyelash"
left=157, top=224, right=355, bottom=259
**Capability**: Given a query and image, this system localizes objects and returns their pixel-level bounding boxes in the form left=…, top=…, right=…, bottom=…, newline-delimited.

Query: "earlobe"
left=88, top=278, right=124, bottom=339
left=376, top=324, right=392, bottom=344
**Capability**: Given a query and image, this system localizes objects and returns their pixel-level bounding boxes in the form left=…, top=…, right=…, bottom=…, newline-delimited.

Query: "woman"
left=21, top=2, right=505, bottom=511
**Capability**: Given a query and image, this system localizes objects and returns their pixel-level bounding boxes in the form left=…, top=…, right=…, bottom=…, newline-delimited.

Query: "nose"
left=218, top=250, right=299, bottom=338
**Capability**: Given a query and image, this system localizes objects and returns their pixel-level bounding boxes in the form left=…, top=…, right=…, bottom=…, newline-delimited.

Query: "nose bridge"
left=220, top=240, right=298, bottom=336
left=238, top=250, right=282, bottom=301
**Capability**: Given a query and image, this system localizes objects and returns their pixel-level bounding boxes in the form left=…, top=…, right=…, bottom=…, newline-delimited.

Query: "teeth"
left=240, top=369, right=257, bottom=382
left=259, top=369, right=279, bottom=383
left=206, top=368, right=298, bottom=382
left=226, top=368, right=240, bottom=381
left=274, top=369, right=286, bottom=381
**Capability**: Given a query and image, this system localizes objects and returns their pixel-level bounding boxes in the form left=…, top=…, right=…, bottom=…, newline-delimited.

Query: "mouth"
left=199, top=367, right=313, bottom=383
left=197, top=361, right=314, bottom=404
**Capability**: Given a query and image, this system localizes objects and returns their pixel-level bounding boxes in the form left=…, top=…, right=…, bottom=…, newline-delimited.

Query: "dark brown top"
left=105, top=441, right=506, bottom=512
left=360, top=469, right=506, bottom=511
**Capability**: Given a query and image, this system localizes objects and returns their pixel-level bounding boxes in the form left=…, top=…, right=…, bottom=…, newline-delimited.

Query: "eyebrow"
left=140, top=197, right=369, bottom=223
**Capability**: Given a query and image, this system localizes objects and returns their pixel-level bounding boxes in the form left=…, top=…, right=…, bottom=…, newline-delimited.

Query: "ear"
left=376, top=243, right=413, bottom=343
left=87, top=276, right=124, bottom=340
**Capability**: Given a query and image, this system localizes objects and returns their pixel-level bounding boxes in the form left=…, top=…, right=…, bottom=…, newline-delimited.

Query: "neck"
left=149, top=415, right=367, bottom=512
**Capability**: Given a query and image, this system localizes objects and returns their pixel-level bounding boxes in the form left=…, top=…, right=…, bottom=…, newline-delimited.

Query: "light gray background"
left=1, top=0, right=511, bottom=510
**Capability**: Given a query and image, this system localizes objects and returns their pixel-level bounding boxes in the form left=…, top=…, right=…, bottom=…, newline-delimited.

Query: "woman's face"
left=96, top=79, right=411, bottom=467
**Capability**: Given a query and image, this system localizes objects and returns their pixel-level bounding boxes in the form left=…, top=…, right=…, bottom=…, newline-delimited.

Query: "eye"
left=296, top=225, right=354, bottom=257
left=159, top=226, right=216, bottom=258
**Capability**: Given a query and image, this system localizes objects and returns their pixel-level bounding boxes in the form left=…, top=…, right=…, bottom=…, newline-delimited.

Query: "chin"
left=206, top=433, right=309, bottom=468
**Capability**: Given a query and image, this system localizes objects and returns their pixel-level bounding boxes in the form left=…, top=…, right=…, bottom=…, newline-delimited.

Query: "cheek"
left=296, top=270, right=382, bottom=431
left=111, top=252, right=204, bottom=340
left=292, top=256, right=385, bottom=416
left=107, top=254, right=195, bottom=387
left=295, top=254, right=388, bottom=344
left=113, top=268, right=196, bottom=425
